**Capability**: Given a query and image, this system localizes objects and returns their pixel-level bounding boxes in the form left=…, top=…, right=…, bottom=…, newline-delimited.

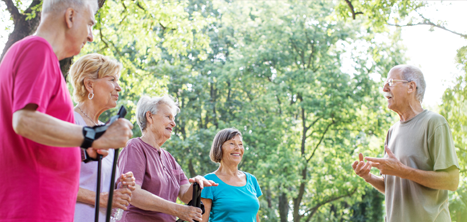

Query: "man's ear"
left=65, top=8, right=75, bottom=29
left=408, top=81, right=417, bottom=94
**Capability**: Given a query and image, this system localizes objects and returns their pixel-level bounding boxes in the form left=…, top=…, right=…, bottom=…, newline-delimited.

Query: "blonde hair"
left=69, top=53, right=123, bottom=103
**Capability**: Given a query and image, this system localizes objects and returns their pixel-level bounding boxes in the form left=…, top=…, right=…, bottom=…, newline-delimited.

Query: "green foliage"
left=439, top=44, right=467, bottom=221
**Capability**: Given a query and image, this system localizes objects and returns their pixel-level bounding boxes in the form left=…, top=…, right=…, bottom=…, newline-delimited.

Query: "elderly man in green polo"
left=352, top=65, right=460, bottom=222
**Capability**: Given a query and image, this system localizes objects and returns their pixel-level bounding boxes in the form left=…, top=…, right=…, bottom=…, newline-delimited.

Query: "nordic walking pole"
left=94, top=154, right=103, bottom=222
left=106, top=106, right=127, bottom=222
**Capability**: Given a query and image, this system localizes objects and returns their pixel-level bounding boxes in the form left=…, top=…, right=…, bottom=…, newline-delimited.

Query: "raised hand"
left=352, top=153, right=372, bottom=181
left=188, top=175, right=218, bottom=189
left=365, top=145, right=406, bottom=177
left=93, top=118, right=133, bottom=149
left=177, top=205, right=203, bottom=222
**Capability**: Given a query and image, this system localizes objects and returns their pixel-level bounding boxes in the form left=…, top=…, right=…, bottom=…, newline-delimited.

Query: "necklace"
left=77, top=106, right=99, bottom=126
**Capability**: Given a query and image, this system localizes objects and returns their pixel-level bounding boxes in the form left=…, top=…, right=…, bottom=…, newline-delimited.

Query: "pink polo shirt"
left=0, top=36, right=80, bottom=221
left=118, top=138, right=189, bottom=222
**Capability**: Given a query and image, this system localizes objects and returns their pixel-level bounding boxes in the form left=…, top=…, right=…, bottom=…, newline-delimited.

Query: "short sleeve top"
left=201, top=172, right=262, bottom=222
left=118, top=138, right=189, bottom=222
left=384, top=110, right=459, bottom=222
left=0, top=36, right=80, bottom=221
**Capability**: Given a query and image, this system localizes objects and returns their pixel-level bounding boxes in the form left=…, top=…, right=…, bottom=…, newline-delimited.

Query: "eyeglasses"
left=384, top=78, right=411, bottom=87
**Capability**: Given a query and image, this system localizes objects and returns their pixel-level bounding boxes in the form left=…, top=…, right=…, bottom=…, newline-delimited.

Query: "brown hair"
left=69, top=53, right=122, bottom=103
left=209, top=128, right=242, bottom=163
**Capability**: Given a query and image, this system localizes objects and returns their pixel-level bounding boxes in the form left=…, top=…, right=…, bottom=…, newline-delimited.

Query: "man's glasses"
left=384, top=78, right=411, bottom=87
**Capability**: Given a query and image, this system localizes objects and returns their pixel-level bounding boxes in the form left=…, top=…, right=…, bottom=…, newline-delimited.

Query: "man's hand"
left=188, top=175, right=218, bottom=189
left=365, top=145, right=406, bottom=177
left=119, top=172, right=136, bottom=191
left=352, top=153, right=372, bottom=181
left=176, top=205, right=203, bottom=222
left=93, top=118, right=133, bottom=149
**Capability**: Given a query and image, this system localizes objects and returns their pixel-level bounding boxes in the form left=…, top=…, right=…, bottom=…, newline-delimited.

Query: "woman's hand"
left=176, top=205, right=203, bottom=222
left=119, top=171, right=136, bottom=191
left=99, top=188, right=132, bottom=210
left=188, top=176, right=218, bottom=189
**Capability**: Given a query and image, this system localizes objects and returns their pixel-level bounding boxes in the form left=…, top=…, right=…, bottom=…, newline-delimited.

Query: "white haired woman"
left=201, top=128, right=262, bottom=222
left=69, top=53, right=136, bottom=221
left=118, top=95, right=218, bottom=222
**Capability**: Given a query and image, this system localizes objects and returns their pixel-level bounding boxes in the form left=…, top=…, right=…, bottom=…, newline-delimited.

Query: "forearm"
left=178, top=184, right=192, bottom=204
left=13, top=108, right=83, bottom=147
left=364, top=174, right=385, bottom=194
left=400, top=166, right=459, bottom=191
left=132, top=186, right=180, bottom=216
left=76, top=187, right=109, bottom=208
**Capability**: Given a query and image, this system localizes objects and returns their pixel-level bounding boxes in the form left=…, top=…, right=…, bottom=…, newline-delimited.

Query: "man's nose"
left=87, top=29, right=94, bottom=42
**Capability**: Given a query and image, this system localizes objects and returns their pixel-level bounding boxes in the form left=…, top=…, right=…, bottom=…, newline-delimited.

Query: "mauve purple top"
left=118, top=138, right=189, bottom=222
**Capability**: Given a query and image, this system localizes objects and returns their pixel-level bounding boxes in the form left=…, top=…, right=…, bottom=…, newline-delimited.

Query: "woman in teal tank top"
left=201, top=128, right=262, bottom=222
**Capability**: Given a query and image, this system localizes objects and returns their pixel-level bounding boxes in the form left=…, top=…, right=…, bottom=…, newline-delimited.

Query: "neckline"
left=400, top=109, right=427, bottom=125
left=212, top=172, right=248, bottom=188
left=138, top=137, right=162, bottom=154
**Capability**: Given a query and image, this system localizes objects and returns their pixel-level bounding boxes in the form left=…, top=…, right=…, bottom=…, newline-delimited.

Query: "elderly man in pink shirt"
left=0, top=0, right=133, bottom=221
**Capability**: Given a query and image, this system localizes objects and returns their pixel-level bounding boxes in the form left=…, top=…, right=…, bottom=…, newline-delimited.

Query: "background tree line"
left=1, top=0, right=465, bottom=221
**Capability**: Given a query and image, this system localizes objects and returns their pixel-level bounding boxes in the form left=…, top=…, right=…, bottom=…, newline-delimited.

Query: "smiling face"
left=149, top=104, right=176, bottom=142
left=383, top=69, right=411, bottom=112
left=91, top=72, right=121, bottom=110
left=220, top=135, right=244, bottom=165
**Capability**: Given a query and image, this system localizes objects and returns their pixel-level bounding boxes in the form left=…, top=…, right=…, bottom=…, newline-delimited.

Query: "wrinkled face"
left=67, top=3, right=96, bottom=56
left=383, top=69, right=410, bottom=112
left=150, top=104, right=176, bottom=141
left=91, top=72, right=121, bottom=109
left=220, top=135, right=244, bottom=165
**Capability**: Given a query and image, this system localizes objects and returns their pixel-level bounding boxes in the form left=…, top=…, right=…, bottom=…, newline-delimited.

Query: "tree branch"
left=2, top=0, right=21, bottom=22
left=388, top=12, right=467, bottom=39
left=304, top=187, right=358, bottom=222
left=307, top=119, right=335, bottom=163
left=343, top=0, right=363, bottom=20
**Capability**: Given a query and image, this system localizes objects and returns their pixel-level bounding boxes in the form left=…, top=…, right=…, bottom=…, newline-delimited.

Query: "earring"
left=88, top=91, right=94, bottom=100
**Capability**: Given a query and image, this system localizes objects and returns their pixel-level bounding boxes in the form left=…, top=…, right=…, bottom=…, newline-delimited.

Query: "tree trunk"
left=279, top=191, right=289, bottom=222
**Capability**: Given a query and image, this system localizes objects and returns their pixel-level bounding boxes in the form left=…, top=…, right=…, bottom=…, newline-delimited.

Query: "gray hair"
left=42, top=0, right=98, bottom=14
left=210, top=128, right=242, bottom=163
left=391, top=65, right=426, bottom=102
left=136, top=95, right=180, bottom=131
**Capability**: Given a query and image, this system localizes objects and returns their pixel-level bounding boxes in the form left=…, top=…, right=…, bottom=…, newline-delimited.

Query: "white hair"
left=136, top=95, right=180, bottom=131
left=391, top=65, right=426, bottom=102
left=42, top=0, right=98, bottom=14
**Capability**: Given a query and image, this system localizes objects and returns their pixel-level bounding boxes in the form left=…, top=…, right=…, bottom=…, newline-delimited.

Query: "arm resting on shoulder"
left=200, top=198, right=212, bottom=222
left=402, top=165, right=459, bottom=191
left=13, top=104, right=83, bottom=147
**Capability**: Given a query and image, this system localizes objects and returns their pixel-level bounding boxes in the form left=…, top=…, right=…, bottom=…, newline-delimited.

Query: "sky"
left=0, top=1, right=466, bottom=108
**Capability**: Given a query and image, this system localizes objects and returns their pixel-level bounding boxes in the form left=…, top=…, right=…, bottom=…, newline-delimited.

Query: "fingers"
left=96, top=149, right=109, bottom=157
left=352, top=160, right=358, bottom=170
left=385, top=145, right=395, bottom=157
left=365, top=157, right=382, bottom=162
left=113, top=188, right=132, bottom=210
left=358, top=153, right=363, bottom=162
left=94, top=119, right=133, bottom=149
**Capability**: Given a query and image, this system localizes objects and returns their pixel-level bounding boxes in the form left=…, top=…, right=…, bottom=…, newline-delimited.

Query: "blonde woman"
left=69, top=53, right=136, bottom=221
